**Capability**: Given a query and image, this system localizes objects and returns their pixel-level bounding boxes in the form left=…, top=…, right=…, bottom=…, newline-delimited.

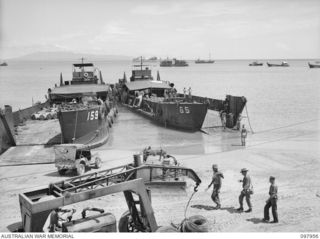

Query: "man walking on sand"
left=207, top=164, right=224, bottom=209
left=237, top=168, right=253, bottom=213
left=241, top=125, right=247, bottom=146
left=263, top=176, right=279, bottom=223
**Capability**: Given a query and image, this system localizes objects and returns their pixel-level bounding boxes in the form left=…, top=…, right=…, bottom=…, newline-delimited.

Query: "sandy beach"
left=0, top=118, right=319, bottom=232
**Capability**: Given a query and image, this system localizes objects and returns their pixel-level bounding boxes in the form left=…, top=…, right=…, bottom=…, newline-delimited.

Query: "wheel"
left=39, top=114, right=45, bottom=120
left=118, top=211, right=148, bottom=232
left=46, top=114, right=52, bottom=120
left=94, top=157, right=102, bottom=169
left=58, top=168, right=67, bottom=175
left=76, top=163, right=86, bottom=175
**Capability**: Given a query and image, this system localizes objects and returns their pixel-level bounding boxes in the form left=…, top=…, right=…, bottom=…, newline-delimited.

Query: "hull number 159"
left=87, top=110, right=98, bottom=120
left=179, top=106, right=190, bottom=114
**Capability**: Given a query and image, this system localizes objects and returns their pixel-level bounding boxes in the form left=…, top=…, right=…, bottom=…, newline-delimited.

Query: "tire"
left=58, top=169, right=67, bottom=175
left=94, top=157, right=102, bottom=169
left=39, top=114, right=45, bottom=121
left=46, top=114, right=52, bottom=120
left=76, top=163, right=86, bottom=176
left=118, top=211, right=147, bottom=232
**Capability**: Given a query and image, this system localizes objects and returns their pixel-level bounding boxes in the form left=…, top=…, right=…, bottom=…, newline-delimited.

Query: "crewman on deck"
left=188, top=87, right=192, bottom=101
left=263, top=176, right=279, bottom=223
left=207, top=164, right=224, bottom=209
left=237, top=168, right=253, bottom=213
left=183, top=87, right=187, bottom=98
left=241, top=125, right=248, bottom=146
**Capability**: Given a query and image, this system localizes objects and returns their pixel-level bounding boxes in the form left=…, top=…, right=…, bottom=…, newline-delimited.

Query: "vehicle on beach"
left=267, top=61, right=289, bottom=67
left=308, top=62, right=320, bottom=68
left=54, top=144, right=102, bottom=175
left=249, top=61, right=263, bottom=66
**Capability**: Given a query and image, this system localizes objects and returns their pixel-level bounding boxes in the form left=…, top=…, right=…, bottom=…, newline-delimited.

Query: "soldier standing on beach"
left=263, top=176, right=279, bottom=223
left=207, top=164, right=224, bottom=209
left=241, top=125, right=247, bottom=146
left=237, top=168, right=253, bottom=213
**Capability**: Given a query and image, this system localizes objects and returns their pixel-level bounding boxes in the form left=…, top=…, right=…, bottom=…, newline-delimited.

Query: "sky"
left=0, top=0, right=319, bottom=59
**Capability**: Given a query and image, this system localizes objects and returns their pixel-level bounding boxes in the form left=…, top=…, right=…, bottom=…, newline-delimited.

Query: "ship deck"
left=0, top=117, right=110, bottom=166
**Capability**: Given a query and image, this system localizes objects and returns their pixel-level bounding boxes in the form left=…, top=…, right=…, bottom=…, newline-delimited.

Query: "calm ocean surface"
left=1, top=59, right=319, bottom=153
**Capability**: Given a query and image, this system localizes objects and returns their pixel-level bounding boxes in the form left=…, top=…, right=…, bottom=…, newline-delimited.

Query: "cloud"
left=93, top=22, right=131, bottom=42
left=131, top=3, right=182, bottom=16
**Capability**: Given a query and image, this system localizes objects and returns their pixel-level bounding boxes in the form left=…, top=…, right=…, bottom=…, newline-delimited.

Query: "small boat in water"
left=0, top=62, right=8, bottom=66
left=267, top=61, right=289, bottom=67
left=160, top=58, right=189, bottom=67
left=249, top=61, right=263, bottom=66
left=48, top=59, right=116, bottom=148
left=195, top=53, right=214, bottom=64
left=195, top=59, right=214, bottom=64
left=308, top=62, right=320, bottom=68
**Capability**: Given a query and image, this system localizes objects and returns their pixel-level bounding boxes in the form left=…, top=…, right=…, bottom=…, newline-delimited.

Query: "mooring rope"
left=245, top=104, right=254, bottom=134
left=73, top=110, right=79, bottom=142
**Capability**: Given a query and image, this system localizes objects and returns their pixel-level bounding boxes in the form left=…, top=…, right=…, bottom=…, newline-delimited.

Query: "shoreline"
left=0, top=119, right=319, bottom=232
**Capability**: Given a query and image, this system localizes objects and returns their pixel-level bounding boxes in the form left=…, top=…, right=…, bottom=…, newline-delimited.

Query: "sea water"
left=1, top=59, right=319, bottom=154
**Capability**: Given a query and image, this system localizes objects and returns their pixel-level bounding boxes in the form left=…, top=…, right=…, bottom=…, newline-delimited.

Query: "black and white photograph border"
left=0, top=0, right=319, bottom=237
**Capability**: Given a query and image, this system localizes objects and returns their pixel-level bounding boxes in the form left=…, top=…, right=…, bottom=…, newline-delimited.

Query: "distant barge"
left=267, top=61, right=289, bottom=67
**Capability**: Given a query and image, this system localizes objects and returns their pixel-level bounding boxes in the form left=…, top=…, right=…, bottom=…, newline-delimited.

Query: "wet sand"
left=0, top=116, right=319, bottom=232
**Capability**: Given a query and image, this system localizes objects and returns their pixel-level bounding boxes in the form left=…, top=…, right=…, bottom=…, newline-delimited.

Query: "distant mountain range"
left=8, top=51, right=132, bottom=61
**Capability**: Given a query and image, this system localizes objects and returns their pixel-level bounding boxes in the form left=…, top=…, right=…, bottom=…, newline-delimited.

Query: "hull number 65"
left=179, top=106, right=190, bottom=114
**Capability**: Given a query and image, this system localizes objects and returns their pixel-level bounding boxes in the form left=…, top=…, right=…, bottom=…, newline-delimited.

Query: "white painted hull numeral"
left=87, top=110, right=99, bottom=121
left=179, top=106, right=190, bottom=114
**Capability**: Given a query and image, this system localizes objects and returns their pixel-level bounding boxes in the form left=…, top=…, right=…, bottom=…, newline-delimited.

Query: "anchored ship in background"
left=195, top=53, right=215, bottom=64
left=49, top=60, right=117, bottom=147
left=116, top=58, right=246, bottom=131
left=160, top=58, right=189, bottom=67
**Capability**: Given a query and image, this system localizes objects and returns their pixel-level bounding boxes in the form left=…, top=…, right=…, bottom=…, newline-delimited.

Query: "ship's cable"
left=245, top=104, right=254, bottom=134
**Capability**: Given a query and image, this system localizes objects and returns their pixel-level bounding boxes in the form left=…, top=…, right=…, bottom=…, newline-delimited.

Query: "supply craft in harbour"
left=116, top=59, right=246, bottom=131
left=249, top=61, right=263, bottom=66
left=49, top=60, right=117, bottom=147
left=195, top=53, right=215, bottom=64
left=267, top=61, right=289, bottom=67
left=160, top=58, right=189, bottom=67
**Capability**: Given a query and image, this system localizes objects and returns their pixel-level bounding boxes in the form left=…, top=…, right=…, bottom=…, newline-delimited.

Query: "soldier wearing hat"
left=207, top=164, right=224, bottom=209
left=237, top=168, right=253, bottom=213
left=263, top=176, right=279, bottom=223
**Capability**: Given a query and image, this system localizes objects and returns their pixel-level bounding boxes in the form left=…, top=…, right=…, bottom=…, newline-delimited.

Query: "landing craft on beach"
left=115, top=58, right=247, bottom=131
left=48, top=59, right=117, bottom=148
